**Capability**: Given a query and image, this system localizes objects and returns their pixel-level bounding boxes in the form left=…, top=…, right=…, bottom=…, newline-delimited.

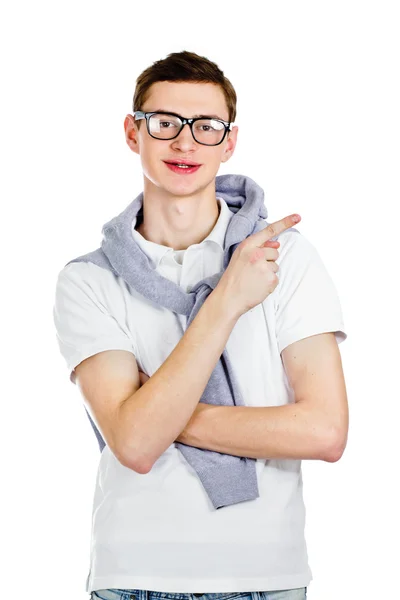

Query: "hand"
left=216, top=214, right=301, bottom=318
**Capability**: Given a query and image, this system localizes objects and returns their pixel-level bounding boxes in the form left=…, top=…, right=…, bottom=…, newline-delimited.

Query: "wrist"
left=207, top=285, right=242, bottom=324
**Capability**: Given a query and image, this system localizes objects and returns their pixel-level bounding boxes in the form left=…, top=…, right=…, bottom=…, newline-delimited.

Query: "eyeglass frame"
left=133, top=110, right=233, bottom=146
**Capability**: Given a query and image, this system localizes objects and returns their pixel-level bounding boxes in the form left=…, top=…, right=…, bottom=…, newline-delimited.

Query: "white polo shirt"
left=53, top=196, right=347, bottom=594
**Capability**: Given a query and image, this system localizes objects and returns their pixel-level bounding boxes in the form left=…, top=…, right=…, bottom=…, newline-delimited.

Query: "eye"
left=194, top=119, right=225, bottom=132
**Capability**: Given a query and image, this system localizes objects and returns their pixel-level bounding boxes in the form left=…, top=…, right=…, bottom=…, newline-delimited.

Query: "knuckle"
left=250, top=248, right=264, bottom=263
left=238, top=240, right=250, bottom=254
left=271, top=271, right=279, bottom=283
left=265, top=248, right=279, bottom=261
left=266, top=269, right=277, bottom=283
left=267, top=224, right=276, bottom=238
left=269, top=262, right=278, bottom=273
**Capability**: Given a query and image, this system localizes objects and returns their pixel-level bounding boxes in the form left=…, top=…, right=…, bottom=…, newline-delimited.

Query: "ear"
left=221, top=125, right=238, bottom=163
left=124, top=114, right=140, bottom=155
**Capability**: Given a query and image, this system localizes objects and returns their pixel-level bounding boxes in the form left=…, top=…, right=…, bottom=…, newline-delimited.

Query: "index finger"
left=251, top=214, right=301, bottom=246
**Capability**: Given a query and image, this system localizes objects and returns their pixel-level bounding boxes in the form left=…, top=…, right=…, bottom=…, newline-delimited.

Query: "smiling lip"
left=164, top=159, right=201, bottom=166
left=163, top=160, right=202, bottom=175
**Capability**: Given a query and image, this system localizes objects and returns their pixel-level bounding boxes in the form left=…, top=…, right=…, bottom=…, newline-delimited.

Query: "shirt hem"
left=87, top=571, right=313, bottom=594
left=278, top=324, right=347, bottom=355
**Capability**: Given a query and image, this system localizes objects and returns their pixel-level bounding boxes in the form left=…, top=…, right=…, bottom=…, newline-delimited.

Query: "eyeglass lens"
left=148, top=114, right=226, bottom=145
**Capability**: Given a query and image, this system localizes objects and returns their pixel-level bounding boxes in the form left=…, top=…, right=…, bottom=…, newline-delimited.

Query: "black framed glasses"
left=133, top=111, right=232, bottom=146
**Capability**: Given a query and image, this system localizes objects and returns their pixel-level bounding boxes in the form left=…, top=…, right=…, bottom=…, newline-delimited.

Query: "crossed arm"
left=175, top=332, right=349, bottom=463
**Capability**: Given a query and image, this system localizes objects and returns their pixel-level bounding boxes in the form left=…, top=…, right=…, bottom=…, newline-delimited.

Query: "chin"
left=144, top=162, right=217, bottom=197
left=158, top=174, right=211, bottom=197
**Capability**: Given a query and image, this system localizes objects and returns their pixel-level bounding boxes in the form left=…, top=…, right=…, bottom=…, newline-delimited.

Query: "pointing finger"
left=250, top=214, right=301, bottom=247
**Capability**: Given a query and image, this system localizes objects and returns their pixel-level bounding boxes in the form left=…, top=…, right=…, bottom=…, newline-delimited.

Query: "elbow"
left=320, top=425, right=348, bottom=463
left=126, top=457, right=153, bottom=474
left=117, top=445, right=154, bottom=474
left=111, top=422, right=155, bottom=474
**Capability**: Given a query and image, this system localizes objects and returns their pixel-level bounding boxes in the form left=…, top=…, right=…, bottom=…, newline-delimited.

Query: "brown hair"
left=132, top=50, right=237, bottom=123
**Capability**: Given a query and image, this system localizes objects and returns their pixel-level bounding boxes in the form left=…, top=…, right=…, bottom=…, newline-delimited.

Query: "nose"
left=170, top=123, right=197, bottom=152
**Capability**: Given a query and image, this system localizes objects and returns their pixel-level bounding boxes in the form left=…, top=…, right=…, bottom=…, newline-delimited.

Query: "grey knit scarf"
left=66, top=173, right=277, bottom=509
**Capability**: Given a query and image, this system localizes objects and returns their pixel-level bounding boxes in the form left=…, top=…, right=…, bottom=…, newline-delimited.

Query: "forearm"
left=177, top=402, right=346, bottom=462
left=119, top=287, right=240, bottom=472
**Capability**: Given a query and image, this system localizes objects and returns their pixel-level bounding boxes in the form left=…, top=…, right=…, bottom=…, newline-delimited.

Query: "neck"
left=135, top=176, right=221, bottom=250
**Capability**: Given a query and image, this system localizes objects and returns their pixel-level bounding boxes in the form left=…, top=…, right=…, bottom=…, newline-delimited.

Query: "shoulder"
left=269, top=226, right=334, bottom=297
left=261, top=223, right=318, bottom=264
left=57, top=260, right=106, bottom=281
left=55, top=260, right=124, bottom=313
left=55, top=260, right=119, bottom=293
left=55, top=260, right=139, bottom=322
left=277, top=226, right=314, bottom=251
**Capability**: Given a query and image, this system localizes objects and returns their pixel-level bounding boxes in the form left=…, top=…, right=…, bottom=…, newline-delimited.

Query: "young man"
left=53, top=51, right=348, bottom=600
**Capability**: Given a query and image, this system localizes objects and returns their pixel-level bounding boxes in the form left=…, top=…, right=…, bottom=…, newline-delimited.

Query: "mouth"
left=163, top=160, right=202, bottom=175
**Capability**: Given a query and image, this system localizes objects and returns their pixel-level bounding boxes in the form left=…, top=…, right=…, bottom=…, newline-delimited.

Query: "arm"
left=75, top=286, right=239, bottom=474
left=71, top=215, right=300, bottom=472
left=114, top=287, right=240, bottom=473
left=176, top=332, right=349, bottom=462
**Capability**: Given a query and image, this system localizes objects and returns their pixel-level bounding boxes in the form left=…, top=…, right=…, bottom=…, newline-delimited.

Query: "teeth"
left=167, top=162, right=198, bottom=169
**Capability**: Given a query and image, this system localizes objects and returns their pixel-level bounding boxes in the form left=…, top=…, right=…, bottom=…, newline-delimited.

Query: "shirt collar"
left=131, top=196, right=233, bottom=270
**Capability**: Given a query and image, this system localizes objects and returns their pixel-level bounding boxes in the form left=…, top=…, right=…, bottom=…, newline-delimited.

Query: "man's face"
left=124, top=81, right=238, bottom=197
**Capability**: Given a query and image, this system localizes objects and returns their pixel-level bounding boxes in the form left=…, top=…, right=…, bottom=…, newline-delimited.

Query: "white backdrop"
left=1, top=1, right=399, bottom=599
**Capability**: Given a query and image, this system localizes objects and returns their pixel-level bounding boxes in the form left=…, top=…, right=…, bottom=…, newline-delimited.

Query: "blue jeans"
left=90, top=589, right=307, bottom=600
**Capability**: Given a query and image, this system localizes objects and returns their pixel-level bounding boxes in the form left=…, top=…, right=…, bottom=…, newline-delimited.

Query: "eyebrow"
left=153, top=109, right=227, bottom=120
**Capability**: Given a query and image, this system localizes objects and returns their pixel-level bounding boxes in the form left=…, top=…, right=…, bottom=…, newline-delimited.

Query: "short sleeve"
left=275, top=230, right=347, bottom=354
left=53, top=262, right=136, bottom=384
